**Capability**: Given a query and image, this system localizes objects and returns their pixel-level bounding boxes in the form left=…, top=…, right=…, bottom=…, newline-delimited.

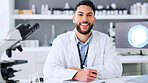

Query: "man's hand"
left=68, top=67, right=82, bottom=71
left=68, top=67, right=97, bottom=82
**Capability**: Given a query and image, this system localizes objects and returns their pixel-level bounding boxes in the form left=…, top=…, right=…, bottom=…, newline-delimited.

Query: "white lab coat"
left=43, top=29, right=122, bottom=82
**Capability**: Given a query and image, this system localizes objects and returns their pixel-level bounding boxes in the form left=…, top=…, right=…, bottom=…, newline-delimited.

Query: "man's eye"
left=88, top=15, right=93, bottom=16
left=78, top=14, right=83, bottom=16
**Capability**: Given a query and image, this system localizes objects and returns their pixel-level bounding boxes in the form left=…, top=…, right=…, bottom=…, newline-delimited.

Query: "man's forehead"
left=76, top=5, right=94, bottom=14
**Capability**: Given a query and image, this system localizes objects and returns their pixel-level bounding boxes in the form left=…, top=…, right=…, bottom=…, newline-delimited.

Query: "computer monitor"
left=115, top=21, right=148, bottom=50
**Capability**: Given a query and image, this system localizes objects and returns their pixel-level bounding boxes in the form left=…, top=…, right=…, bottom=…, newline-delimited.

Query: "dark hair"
left=74, top=0, right=96, bottom=15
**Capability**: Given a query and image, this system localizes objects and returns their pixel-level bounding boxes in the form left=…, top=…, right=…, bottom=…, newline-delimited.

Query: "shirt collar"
left=75, top=32, right=93, bottom=45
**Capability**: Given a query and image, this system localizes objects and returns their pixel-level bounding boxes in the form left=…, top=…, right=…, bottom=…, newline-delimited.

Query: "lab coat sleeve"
left=43, top=36, right=78, bottom=82
left=90, top=36, right=122, bottom=79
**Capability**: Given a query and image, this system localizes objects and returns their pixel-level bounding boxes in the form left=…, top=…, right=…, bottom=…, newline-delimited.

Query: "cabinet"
left=11, top=47, right=50, bottom=79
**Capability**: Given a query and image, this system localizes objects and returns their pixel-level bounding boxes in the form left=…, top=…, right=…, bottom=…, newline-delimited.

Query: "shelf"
left=12, top=14, right=148, bottom=20
left=12, top=15, right=73, bottom=20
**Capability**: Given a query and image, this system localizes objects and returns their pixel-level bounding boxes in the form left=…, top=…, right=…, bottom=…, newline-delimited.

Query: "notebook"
left=64, top=79, right=105, bottom=83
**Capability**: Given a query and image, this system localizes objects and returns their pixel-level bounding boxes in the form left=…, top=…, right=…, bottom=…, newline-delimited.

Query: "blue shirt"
left=75, top=32, right=93, bottom=67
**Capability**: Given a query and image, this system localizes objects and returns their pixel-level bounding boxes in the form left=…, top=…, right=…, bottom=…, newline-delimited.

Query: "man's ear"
left=72, top=16, right=75, bottom=23
left=93, top=17, right=96, bottom=24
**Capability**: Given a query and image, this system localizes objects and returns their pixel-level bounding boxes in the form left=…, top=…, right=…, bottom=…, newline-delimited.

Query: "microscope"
left=0, top=23, right=40, bottom=83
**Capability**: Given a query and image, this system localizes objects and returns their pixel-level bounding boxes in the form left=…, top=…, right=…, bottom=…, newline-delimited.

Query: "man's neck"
left=76, top=30, right=92, bottom=43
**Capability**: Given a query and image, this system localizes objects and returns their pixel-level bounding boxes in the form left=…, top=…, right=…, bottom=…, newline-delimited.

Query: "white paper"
left=64, top=79, right=105, bottom=83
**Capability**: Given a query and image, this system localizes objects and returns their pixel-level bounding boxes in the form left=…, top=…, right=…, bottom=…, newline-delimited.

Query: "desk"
left=39, top=76, right=139, bottom=83
left=19, top=76, right=147, bottom=83
left=10, top=47, right=148, bottom=79
left=105, top=76, right=139, bottom=83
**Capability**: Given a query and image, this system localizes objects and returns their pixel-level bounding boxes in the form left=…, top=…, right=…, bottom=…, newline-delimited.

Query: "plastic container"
left=41, top=5, right=45, bottom=14
left=141, top=2, right=147, bottom=15
left=102, top=10, right=106, bottom=15
left=123, top=10, right=128, bottom=15
left=45, top=5, right=49, bottom=14
left=111, top=3, right=117, bottom=9
left=136, top=2, right=142, bottom=15
left=119, top=10, right=123, bottom=15
left=133, top=4, right=137, bottom=15
left=31, top=4, right=36, bottom=14
left=64, top=2, right=70, bottom=9
left=114, top=10, right=118, bottom=15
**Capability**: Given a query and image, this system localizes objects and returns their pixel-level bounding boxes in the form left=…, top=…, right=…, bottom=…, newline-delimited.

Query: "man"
left=44, top=0, right=122, bottom=82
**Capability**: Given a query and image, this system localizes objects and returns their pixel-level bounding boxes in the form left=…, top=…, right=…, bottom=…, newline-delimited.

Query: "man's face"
left=73, top=5, right=96, bottom=35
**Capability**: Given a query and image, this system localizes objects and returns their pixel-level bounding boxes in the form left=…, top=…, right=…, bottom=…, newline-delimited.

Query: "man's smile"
left=80, top=22, right=90, bottom=28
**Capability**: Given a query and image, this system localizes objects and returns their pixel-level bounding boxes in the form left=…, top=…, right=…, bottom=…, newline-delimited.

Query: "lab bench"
left=9, top=47, right=148, bottom=79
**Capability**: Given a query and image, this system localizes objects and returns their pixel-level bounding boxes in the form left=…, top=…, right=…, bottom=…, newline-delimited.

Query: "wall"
left=0, top=1, right=10, bottom=39
left=15, top=0, right=148, bottom=46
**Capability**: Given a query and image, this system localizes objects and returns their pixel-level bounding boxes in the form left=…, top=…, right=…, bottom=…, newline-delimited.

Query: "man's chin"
left=76, top=24, right=93, bottom=35
left=80, top=31, right=90, bottom=35
left=81, top=28, right=89, bottom=31
left=80, top=26, right=89, bottom=29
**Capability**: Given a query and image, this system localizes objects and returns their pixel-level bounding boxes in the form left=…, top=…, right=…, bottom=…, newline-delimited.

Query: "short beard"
left=76, top=23, right=93, bottom=35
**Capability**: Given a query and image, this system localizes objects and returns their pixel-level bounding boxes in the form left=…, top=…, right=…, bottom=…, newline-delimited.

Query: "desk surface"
left=40, top=76, right=139, bottom=83
left=20, top=76, right=145, bottom=83
left=105, top=76, right=138, bottom=83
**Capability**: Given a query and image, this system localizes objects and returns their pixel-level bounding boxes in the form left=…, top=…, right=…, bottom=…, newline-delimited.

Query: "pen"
left=83, top=65, right=105, bottom=83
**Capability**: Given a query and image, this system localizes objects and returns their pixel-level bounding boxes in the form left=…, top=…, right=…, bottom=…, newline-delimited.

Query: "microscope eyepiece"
left=16, top=23, right=40, bottom=40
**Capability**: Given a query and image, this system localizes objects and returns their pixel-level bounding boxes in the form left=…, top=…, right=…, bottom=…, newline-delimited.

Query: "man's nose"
left=82, top=15, right=88, bottom=22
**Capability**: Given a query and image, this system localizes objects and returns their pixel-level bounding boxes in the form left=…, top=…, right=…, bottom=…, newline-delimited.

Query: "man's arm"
left=43, top=37, right=78, bottom=82
left=90, top=36, right=122, bottom=79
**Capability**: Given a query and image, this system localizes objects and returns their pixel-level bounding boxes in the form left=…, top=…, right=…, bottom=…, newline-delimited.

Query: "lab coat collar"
left=70, top=28, right=95, bottom=42
left=74, top=31, right=93, bottom=45
left=87, top=32, right=98, bottom=67
left=70, top=29, right=76, bottom=41
left=69, top=29, right=80, bottom=68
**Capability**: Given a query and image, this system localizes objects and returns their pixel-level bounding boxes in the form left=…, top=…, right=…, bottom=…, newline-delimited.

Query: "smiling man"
left=44, top=0, right=122, bottom=82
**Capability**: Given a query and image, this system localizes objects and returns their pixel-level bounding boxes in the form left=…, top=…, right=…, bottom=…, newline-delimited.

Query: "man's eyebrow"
left=77, top=12, right=93, bottom=14
left=77, top=11, right=83, bottom=14
left=88, top=12, right=93, bottom=14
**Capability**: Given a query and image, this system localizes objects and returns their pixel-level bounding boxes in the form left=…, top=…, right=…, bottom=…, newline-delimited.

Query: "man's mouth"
left=80, top=23, right=90, bottom=28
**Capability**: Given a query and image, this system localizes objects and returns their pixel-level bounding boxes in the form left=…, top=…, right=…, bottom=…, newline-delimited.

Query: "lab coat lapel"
left=87, top=31, right=98, bottom=67
left=70, top=29, right=81, bottom=68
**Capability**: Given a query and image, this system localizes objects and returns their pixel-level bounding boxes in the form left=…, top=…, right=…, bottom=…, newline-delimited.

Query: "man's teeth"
left=81, top=24, right=88, bottom=26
